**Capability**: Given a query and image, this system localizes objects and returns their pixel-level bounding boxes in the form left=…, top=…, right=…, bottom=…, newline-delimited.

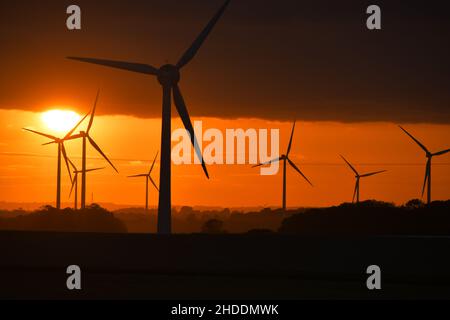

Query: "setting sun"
left=41, top=109, right=81, bottom=133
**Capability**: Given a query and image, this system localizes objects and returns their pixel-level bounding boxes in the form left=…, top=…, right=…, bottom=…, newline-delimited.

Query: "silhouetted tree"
left=246, top=228, right=273, bottom=235
left=405, top=199, right=425, bottom=209
left=279, top=200, right=450, bottom=236
left=0, top=204, right=127, bottom=233
left=202, top=219, right=226, bottom=234
left=180, top=206, right=194, bottom=215
left=40, top=205, right=56, bottom=212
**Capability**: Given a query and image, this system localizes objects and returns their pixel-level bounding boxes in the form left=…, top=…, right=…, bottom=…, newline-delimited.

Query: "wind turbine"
left=253, top=121, right=313, bottom=211
left=399, top=126, right=450, bottom=204
left=67, top=0, right=231, bottom=234
left=23, top=114, right=88, bottom=209
left=68, top=159, right=104, bottom=210
left=66, top=91, right=119, bottom=209
left=128, top=152, right=159, bottom=212
left=340, top=155, right=386, bottom=203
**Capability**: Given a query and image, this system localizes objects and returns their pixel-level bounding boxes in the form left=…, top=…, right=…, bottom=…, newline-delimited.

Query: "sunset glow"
left=1, top=109, right=449, bottom=209
left=41, top=109, right=81, bottom=133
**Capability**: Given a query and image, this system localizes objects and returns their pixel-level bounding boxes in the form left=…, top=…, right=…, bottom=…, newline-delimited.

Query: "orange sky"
left=0, top=109, right=449, bottom=209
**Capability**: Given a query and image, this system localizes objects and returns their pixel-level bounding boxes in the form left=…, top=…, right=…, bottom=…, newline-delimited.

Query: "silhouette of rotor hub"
left=157, top=64, right=180, bottom=86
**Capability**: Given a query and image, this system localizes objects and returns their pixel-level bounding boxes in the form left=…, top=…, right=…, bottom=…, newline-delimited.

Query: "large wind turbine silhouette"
left=340, top=155, right=386, bottom=203
left=67, top=0, right=231, bottom=234
left=399, top=126, right=450, bottom=204
left=68, top=159, right=104, bottom=210
left=66, top=91, right=118, bottom=209
left=128, top=152, right=159, bottom=212
left=23, top=114, right=87, bottom=209
left=253, top=121, right=313, bottom=211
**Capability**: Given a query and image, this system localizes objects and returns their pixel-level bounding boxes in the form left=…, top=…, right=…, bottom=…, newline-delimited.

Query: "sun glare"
left=41, top=109, right=81, bottom=133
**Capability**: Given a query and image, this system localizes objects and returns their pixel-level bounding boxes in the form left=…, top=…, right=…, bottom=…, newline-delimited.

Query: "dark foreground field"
left=1, top=231, right=450, bottom=299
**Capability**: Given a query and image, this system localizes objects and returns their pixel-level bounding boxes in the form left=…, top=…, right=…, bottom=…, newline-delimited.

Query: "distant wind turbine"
left=68, top=158, right=104, bottom=210
left=128, top=152, right=159, bottom=212
left=23, top=114, right=88, bottom=209
left=66, top=91, right=118, bottom=209
left=253, top=121, right=313, bottom=211
left=399, top=126, right=450, bottom=204
left=67, top=0, right=232, bottom=234
left=340, top=155, right=386, bottom=203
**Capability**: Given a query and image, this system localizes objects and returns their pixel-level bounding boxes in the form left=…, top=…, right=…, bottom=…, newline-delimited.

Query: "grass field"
left=1, top=231, right=450, bottom=299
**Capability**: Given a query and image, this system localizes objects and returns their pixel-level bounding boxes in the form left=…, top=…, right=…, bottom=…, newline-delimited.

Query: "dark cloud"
left=0, top=0, right=449, bottom=123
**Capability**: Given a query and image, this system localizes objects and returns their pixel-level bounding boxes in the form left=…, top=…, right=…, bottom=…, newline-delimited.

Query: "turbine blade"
left=42, top=141, right=57, bottom=146
left=127, top=174, right=148, bottom=178
left=64, top=112, right=89, bottom=140
left=60, top=143, right=72, bottom=182
left=67, top=57, right=158, bottom=75
left=340, top=155, right=359, bottom=176
left=360, top=170, right=387, bottom=178
left=433, top=148, right=450, bottom=156
left=64, top=133, right=84, bottom=141
left=287, top=158, right=313, bottom=186
left=87, top=90, right=100, bottom=133
left=87, top=136, right=119, bottom=173
left=252, top=157, right=281, bottom=168
left=399, top=125, right=429, bottom=153
left=149, top=176, right=159, bottom=192
left=176, top=0, right=231, bottom=68
left=172, top=85, right=209, bottom=179
left=422, top=159, right=430, bottom=197
left=69, top=174, right=77, bottom=198
left=286, top=121, right=296, bottom=156
left=149, top=151, right=159, bottom=175
left=22, top=128, right=58, bottom=141
left=67, top=157, right=77, bottom=172
left=85, top=167, right=105, bottom=173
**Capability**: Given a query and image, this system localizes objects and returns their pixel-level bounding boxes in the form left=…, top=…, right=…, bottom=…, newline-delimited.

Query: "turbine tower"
left=340, top=155, right=386, bottom=203
left=399, top=126, right=450, bottom=204
left=128, top=152, right=159, bottom=212
left=68, top=158, right=104, bottom=210
left=253, top=121, right=313, bottom=211
left=66, top=91, right=118, bottom=209
left=23, top=114, right=87, bottom=209
left=67, top=0, right=231, bottom=234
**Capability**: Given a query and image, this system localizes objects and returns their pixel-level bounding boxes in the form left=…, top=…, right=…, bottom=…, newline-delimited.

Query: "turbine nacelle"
left=157, top=64, right=180, bottom=86
left=78, top=130, right=87, bottom=138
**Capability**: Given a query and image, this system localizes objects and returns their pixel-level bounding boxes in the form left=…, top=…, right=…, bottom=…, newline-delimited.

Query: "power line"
left=1, top=152, right=449, bottom=166
left=0, top=152, right=151, bottom=163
